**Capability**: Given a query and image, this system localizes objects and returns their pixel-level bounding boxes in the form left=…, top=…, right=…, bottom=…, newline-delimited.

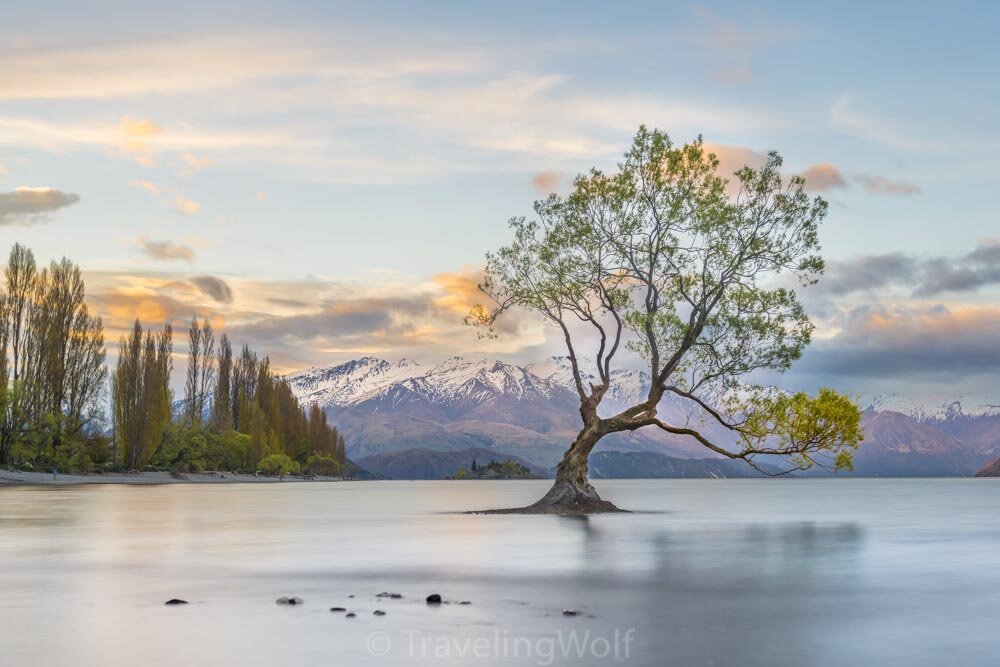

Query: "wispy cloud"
left=830, top=95, right=939, bottom=152
left=177, top=152, right=212, bottom=177
left=0, top=31, right=789, bottom=183
left=129, top=179, right=199, bottom=215
left=858, top=174, right=921, bottom=196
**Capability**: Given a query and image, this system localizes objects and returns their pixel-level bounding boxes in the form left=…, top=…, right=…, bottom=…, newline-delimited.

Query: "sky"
left=1, top=0, right=998, bottom=402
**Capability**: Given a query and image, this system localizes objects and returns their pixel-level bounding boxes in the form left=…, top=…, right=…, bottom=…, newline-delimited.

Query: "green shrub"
left=305, top=453, right=342, bottom=477
left=258, top=453, right=300, bottom=478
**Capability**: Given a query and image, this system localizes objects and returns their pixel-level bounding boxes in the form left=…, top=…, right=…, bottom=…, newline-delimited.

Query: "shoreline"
left=0, top=470, right=346, bottom=487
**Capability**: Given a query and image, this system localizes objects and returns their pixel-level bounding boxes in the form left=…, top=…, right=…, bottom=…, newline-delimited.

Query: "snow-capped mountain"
left=862, top=393, right=1000, bottom=422
left=285, top=355, right=1000, bottom=476
left=286, top=356, right=424, bottom=408
left=285, top=355, right=742, bottom=466
left=288, top=354, right=656, bottom=416
left=524, top=356, right=652, bottom=408
left=287, top=356, right=567, bottom=411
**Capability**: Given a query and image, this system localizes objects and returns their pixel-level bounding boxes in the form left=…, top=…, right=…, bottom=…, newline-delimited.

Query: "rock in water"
left=330, top=607, right=347, bottom=612
left=345, top=612, right=356, bottom=618
left=373, top=610, right=386, bottom=616
left=562, top=609, right=578, bottom=616
left=426, top=594, right=442, bottom=604
left=276, top=596, right=304, bottom=605
left=164, top=599, right=188, bottom=605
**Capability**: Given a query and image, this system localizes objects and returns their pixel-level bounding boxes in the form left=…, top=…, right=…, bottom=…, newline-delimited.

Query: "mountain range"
left=285, top=356, right=1000, bottom=478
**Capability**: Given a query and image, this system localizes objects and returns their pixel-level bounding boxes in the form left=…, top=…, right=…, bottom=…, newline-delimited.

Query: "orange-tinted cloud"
left=432, top=267, right=484, bottom=314
left=799, top=163, right=847, bottom=192
left=531, top=171, right=562, bottom=194
left=129, top=179, right=200, bottom=215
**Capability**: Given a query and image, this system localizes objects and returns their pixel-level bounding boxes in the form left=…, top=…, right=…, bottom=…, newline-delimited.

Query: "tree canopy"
left=472, top=127, right=862, bottom=491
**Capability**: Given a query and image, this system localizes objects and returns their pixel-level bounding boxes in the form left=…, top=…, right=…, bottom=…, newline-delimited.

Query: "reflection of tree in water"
left=545, top=518, right=867, bottom=664
left=648, top=522, right=865, bottom=582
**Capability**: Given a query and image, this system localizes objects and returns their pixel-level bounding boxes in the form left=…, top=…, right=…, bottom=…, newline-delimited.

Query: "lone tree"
left=470, top=127, right=862, bottom=513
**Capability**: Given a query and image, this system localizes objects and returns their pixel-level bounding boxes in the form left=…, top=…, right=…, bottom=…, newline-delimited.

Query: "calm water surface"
left=2, top=479, right=999, bottom=666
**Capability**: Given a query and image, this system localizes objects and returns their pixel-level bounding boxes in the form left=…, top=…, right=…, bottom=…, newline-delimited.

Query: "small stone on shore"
left=562, top=609, right=578, bottom=616
left=345, top=612, right=356, bottom=618
left=276, top=596, right=304, bottom=605
left=377, top=592, right=403, bottom=599
left=330, top=607, right=347, bottom=612
left=426, top=594, right=442, bottom=604
left=458, top=600, right=471, bottom=605
left=373, top=610, right=386, bottom=616
left=164, top=599, right=188, bottom=605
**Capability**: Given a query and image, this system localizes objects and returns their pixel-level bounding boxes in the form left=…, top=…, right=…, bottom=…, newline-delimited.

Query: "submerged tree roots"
left=474, top=478, right=626, bottom=515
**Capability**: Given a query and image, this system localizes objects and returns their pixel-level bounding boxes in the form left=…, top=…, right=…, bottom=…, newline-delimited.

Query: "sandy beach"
left=0, top=470, right=344, bottom=486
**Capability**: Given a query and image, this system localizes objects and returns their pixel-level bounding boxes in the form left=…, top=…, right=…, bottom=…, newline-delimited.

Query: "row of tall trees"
left=0, top=244, right=108, bottom=469
left=114, top=316, right=347, bottom=474
left=0, top=243, right=347, bottom=475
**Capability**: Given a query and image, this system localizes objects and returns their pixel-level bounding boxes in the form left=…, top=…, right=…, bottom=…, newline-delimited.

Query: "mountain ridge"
left=286, top=355, right=1000, bottom=477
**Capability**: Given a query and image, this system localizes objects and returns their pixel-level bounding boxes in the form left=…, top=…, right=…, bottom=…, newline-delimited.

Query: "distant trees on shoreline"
left=0, top=243, right=347, bottom=475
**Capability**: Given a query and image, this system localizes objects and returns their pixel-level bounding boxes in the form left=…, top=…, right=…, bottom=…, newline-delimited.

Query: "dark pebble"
left=426, top=594, right=442, bottom=604
left=330, top=607, right=347, bottom=612
left=562, top=609, right=578, bottom=616
left=373, top=610, right=386, bottom=616
left=376, top=592, right=403, bottom=599
left=276, top=597, right=304, bottom=605
left=345, top=612, right=356, bottom=618
left=458, top=601, right=471, bottom=605
left=164, top=599, right=188, bottom=605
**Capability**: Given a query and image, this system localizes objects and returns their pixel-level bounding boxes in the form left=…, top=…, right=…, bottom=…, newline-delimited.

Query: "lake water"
left=2, top=479, right=999, bottom=666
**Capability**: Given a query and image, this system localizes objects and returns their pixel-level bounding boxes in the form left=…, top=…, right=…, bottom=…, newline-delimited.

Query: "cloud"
left=799, top=163, right=847, bottom=191
left=178, top=152, right=212, bottom=177
left=707, top=145, right=912, bottom=199
left=820, top=253, right=920, bottom=296
left=704, top=144, right=769, bottom=175
left=816, top=241, right=1000, bottom=299
left=240, top=297, right=420, bottom=343
left=172, top=197, right=200, bottom=215
left=912, top=240, right=1000, bottom=296
left=129, top=179, right=200, bottom=215
left=137, top=238, right=196, bottom=262
left=684, top=8, right=800, bottom=84
left=117, top=116, right=162, bottom=165
left=858, top=175, right=921, bottom=196
left=0, top=186, right=80, bottom=225
left=188, top=276, right=233, bottom=303
left=0, top=32, right=786, bottom=184
left=830, top=95, right=939, bottom=152
left=0, top=35, right=329, bottom=100
left=531, top=171, right=562, bottom=194
left=798, top=305, right=1000, bottom=378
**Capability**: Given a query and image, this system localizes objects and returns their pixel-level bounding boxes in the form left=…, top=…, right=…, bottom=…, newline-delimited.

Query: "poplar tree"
left=184, top=316, right=215, bottom=428
left=113, top=321, right=172, bottom=470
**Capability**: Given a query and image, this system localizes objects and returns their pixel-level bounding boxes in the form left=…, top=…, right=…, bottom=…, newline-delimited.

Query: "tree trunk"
left=474, top=421, right=624, bottom=514
left=531, top=423, right=620, bottom=512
